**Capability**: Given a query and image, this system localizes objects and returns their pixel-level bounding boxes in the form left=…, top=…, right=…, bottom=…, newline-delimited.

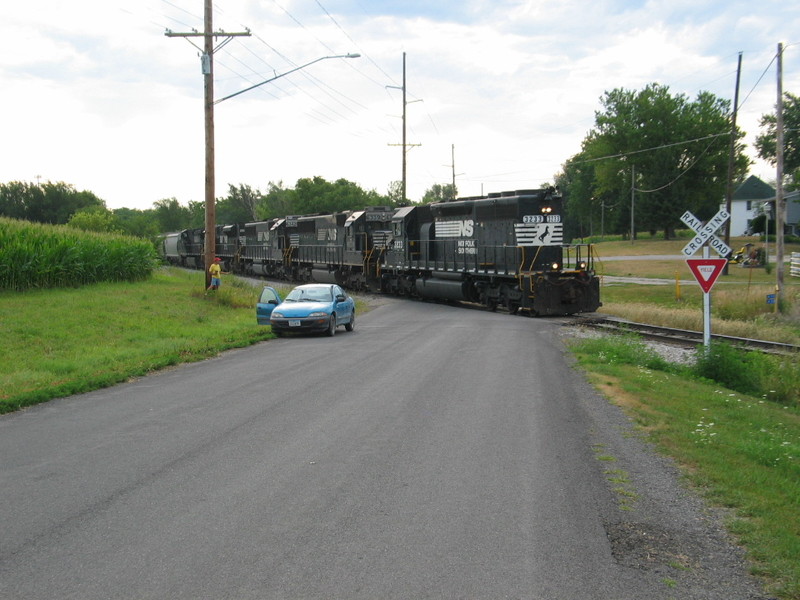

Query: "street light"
left=215, top=53, right=361, bottom=105
left=166, top=8, right=359, bottom=289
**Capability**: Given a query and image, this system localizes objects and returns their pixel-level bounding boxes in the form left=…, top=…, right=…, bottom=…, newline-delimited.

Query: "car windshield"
left=285, top=287, right=332, bottom=303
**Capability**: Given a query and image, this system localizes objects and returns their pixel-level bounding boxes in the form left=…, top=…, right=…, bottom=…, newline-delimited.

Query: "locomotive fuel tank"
left=414, top=277, right=469, bottom=301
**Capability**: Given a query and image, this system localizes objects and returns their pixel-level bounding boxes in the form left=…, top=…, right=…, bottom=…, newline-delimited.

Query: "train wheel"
left=506, top=299, right=520, bottom=315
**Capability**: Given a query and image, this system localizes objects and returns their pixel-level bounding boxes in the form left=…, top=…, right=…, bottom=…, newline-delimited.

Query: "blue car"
left=269, top=283, right=355, bottom=337
left=256, top=286, right=282, bottom=325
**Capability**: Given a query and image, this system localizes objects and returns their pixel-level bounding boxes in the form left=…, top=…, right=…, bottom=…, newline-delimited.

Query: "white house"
left=723, top=175, right=799, bottom=236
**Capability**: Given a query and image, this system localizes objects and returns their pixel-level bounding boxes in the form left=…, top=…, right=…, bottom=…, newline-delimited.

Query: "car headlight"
left=272, top=312, right=283, bottom=318
left=308, top=311, right=328, bottom=317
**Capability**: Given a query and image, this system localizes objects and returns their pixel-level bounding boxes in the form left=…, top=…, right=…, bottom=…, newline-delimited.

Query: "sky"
left=1, top=0, right=798, bottom=211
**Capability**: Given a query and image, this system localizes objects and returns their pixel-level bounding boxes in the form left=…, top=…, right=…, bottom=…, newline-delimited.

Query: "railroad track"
left=569, top=315, right=799, bottom=355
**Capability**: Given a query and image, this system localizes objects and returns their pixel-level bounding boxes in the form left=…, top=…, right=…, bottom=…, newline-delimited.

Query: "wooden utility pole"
left=401, top=52, right=407, bottom=203
left=387, top=52, right=420, bottom=203
left=722, top=51, right=742, bottom=276
left=630, top=165, right=635, bottom=243
left=775, top=42, right=785, bottom=306
left=451, top=144, right=456, bottom=199
left=202, top=0, right=215, bottom=288
left=166, top=1, right=250, bottom=287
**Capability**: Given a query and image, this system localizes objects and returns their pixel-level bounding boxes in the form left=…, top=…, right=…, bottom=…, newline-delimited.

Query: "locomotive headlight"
left=578, top=261, right=587, bottom=270
left=541, top=206, right=552, bottom=214
left=551, top=262, right=560, bottom=270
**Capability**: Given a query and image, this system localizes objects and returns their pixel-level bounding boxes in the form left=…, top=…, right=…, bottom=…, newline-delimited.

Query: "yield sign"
left=686, top=258, right=727, bottom=293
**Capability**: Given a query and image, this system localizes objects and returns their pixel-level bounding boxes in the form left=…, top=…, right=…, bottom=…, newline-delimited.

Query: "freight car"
left=162, top=188, right=601, bottom=316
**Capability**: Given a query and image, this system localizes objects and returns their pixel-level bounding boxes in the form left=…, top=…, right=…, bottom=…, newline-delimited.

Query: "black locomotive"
left=162, top=188, right=601, bottom=316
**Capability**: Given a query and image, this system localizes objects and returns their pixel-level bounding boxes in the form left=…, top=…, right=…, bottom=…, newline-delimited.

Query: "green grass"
left=2, top=243, right=799, bottom=597
left=0, top=268, right=294, bottom=414
left=568, top=333, right=800, bottom=599
left=589, top=232, right=800, bottom=259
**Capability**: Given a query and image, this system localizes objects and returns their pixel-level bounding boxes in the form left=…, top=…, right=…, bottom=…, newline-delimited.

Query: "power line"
left=569, top=132, right=731, bottom=166
left=313, top=0, right=400, bottom=89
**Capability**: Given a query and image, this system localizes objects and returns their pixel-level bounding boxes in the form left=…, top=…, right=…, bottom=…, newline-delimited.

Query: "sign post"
left=680, top=209, right=730, bottom=349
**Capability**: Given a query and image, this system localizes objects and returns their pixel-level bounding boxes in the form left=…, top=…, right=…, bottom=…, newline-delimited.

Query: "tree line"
left=2, top=86, right=796, bottom=242
left=557, top=86, right=799, bottom=241
left=0, top=176, right=458, bottom=240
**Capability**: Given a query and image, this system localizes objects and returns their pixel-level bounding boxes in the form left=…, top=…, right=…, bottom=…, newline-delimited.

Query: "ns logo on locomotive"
left=162, top=188, right=601, bottom=317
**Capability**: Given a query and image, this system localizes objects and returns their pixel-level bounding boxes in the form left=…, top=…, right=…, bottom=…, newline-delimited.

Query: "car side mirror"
left=269, top=299, right=279, bottom=305
left=336, top=294, right=346, bottom=302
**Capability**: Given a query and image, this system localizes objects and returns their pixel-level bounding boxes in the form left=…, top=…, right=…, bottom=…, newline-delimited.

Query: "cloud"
left=0, top=0, right=797, bottom=211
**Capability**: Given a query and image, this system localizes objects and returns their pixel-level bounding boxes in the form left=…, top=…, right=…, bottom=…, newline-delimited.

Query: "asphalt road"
left=0, top=299, right=768, bottom=599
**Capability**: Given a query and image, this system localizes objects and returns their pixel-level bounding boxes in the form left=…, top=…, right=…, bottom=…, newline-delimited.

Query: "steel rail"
left=571, top=315, right=799, bottom=355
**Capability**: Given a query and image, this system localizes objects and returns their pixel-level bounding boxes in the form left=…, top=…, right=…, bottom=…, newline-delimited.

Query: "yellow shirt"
left=209, top=263, right=221, bottom=278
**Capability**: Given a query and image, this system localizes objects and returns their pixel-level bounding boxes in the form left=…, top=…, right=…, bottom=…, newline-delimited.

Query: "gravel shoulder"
left=560, top=325, right=775, bottom=599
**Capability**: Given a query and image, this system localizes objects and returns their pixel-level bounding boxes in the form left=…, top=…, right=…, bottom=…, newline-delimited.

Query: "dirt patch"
left=605, top=521, right=695, bottom=570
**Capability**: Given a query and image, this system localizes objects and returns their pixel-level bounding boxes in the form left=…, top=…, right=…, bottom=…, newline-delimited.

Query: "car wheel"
left=326, top=314, right=336, bottom=337
left=345, top=310, right=355, bottom=332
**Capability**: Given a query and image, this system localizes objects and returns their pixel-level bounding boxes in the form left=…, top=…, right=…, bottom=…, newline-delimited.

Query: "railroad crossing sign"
left=686, top=258, right=728, bottom=293
left=680, top=208, right=731, bottom=258
left=679, top=208, right=731, bottom=350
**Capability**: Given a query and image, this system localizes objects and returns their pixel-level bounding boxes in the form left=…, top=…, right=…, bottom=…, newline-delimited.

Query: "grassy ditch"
left=0, top=268, right=294, bottom=414
left=567, top=332, right=800, bottom=599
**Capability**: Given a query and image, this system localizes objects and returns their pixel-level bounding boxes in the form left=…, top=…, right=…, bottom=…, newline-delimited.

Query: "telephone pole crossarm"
left=165, top=29, right=251, bottom=54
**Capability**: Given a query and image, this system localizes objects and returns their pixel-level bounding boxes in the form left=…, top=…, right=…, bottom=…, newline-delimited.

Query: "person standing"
left=206, top=257, right=225, bottom=292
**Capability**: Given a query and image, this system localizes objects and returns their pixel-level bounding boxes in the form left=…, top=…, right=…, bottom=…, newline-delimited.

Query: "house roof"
left=733, top=175, right=775, bottom=200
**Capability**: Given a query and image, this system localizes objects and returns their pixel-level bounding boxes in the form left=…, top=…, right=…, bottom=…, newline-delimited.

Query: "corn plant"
left=0, top=217, right=158, bottom=290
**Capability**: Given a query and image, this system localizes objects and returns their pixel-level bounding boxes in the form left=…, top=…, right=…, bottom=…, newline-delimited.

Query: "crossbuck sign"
left=679, top=207, right=731, bottom=349
left=679, top=208, right=732, bottom=258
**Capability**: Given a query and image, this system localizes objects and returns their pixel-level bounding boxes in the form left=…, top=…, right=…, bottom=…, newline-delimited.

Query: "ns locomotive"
left=162, top=188, right=601, bottom=316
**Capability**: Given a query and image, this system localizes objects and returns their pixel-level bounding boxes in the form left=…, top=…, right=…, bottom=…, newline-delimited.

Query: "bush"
left=693, top=341, right=764, bottom=396
left=693, top=341, right=800, bottom=405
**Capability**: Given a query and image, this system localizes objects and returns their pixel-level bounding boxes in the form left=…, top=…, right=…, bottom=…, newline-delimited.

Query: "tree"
left=67, top=207, right=123, bottom=233
left=113, top=207, right=161, bottom=239
left=0, top=181, right=106, bottom=224
left=258, top=181, right=296, bottom=219
left=219, top=184, right=261, bottom=223
left=421, top=183, right=457, bottom=204
left=755, top=91, right=800, bottom=189
left=186, top=201, right=206, bottom=228
left=293, top=176, right=385, bottom=215
left=386, top=181, right=407, bottom=206
left=153, top=198, right=192, bottom=232
left=561, top=84, right=749, bottom=238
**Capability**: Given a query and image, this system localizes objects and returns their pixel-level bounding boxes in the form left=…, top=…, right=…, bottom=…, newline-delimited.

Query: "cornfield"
left=0, top=217, right=158, bottom=290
